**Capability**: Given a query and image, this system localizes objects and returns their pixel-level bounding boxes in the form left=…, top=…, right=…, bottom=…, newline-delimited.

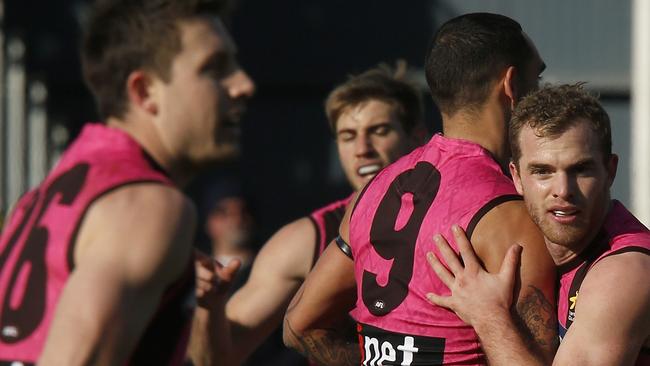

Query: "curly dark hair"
left=509, top=83, right=612, bottom=166
left=325, top=61, right=424, bottom=135
left=81, top=0, right=227, bottom=119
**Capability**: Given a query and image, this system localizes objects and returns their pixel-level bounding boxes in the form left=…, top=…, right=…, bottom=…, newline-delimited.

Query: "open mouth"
left=551, top=209, right=578, bottom=217
left=358, top=164, right=382, bottom=177
left=548, top=207, right=581, bottom=224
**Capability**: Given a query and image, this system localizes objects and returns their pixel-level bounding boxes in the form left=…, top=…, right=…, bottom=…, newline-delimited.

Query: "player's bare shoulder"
left=471, top=199, right=550, bottom=265
left=252, top=216, right=318, bottom=282
left=74, top=182, right=196, bottom=283
left=578, top=250, right=650, bottom=330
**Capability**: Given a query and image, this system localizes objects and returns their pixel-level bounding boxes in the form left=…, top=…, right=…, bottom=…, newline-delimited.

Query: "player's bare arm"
left=283, top=202, right=359, bottom=366
left=472, top=200, right=557, bottom=359
left=553, top=251, right=650, bottom=366
left=38, top=183, right=196, bottom=366
left=282, top=242, right=358, bottom=366
left=427, top=225, right=548, bottom=366
left=190, top=216, right=318, bottom=366
left=428, top=200, right=557, bottom=365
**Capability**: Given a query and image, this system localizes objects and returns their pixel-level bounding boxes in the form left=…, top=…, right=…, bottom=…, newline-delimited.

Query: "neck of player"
left=106, top=117, right=196, bottom=187
left=442, top=104, right=510, bottom=170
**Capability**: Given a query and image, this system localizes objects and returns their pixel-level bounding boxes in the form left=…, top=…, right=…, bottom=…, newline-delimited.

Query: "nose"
left=226, top=69, right=256, bottom=99
left=354, top=133, right=374, bottom=157
left=551, top=172, right=574, bottom=200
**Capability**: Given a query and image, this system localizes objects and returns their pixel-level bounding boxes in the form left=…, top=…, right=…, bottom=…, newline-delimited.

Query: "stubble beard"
left=527, top=201, right=588, bottom=247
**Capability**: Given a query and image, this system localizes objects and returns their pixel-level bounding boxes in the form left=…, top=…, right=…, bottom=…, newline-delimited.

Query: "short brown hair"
left=510, top=83, right=612, bottom=165
left=81, top=0, right=225, bottom=119
left=325, top=62, right=424, bottom=134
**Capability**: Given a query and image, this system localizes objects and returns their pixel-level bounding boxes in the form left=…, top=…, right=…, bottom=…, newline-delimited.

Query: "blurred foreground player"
left=0, top=0, right=254, bottom=364
left=427, top=84, right=650, bottom=365
left=190, top=64, right=426, bottom=365
left=284, top=13, right=556, bottom=365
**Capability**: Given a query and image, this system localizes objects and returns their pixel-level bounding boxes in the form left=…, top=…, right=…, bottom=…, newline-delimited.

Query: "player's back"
left=349, top=134, right=520, bottom=365
left=0, top=123, right=194, bottom=365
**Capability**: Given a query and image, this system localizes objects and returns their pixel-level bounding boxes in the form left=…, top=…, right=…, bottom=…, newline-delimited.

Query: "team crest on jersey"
left=568, top=291, right=578, bottom=322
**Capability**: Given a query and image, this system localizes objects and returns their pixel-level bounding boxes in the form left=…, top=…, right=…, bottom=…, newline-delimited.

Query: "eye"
left=338, top=131, right=355, bottom=142
left=572, top=162, right=596, bottom=176
left=371, top=125, right=391, bottom=136
left=529, top=167, right=551, bottom=176
left=202, top=54, right=231, bottom=78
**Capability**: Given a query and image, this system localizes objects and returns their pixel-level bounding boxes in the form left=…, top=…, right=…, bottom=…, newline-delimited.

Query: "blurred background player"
left=199, top=175, right=256, bottom=293
left=0, top=0, right=254, bottom=365
left=283, top=13, right=556, bottom=365
left=427, top=84, right=650, bottom=366
left=190, top=62, right=427, bottom=366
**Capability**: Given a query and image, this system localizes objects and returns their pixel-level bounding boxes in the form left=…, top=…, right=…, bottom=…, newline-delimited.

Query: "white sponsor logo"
left=363, top=335, right=419, bottom=366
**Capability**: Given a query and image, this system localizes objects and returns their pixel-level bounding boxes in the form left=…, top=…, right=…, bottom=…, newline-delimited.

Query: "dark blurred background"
left=3, top=0, right=442, bottom=244
left=3, top=0, right=637, bottom=242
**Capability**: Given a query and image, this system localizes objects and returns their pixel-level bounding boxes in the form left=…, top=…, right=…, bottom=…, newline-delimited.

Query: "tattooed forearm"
left=284, top=317, right=359, bottom=366
left=514, top=285, right=559, bottom=358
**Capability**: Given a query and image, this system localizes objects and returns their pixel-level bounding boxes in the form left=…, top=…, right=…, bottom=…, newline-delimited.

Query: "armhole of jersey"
left=335, top=235, right=353, bottom=260
left=589, top=245, right=650, bottom=270
left=307, top=215, right=321, bottom=269
left=465, top=194, right=522, bottom=240
left=66, top=179, right=170, bottom=271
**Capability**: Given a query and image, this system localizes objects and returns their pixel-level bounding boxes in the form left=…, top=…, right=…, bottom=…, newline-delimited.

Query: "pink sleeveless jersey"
left=349, top=134, right=521, bottom=365
left=557, top=200, right=650, bottom=365
left=309, top=195, right=353, bottom=257
left=0, top=124, right=195, bottom=366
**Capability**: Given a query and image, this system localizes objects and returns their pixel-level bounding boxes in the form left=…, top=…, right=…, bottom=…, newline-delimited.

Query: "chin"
left=540, top=223, right=587, bottom=247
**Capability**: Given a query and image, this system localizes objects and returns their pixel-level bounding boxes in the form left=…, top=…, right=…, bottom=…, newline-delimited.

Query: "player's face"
left=207, top=197, right=253, bottom=248
left=335, top=100, right=419, bottom=191
left=510, top=120, right=618, bottom=252
left=156, top=17, right=255, bottom=165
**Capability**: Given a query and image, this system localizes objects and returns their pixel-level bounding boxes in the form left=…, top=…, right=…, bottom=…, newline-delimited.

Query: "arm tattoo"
left=284, top=317, right=359, bottom=366
left=514, top=285, right=559, bottom=357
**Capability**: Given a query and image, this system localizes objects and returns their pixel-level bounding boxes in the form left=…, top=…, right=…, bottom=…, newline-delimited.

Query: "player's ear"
left=606, top=153, right=618, bottom=188
left=503, top=66, right=518, bottom=110
left=509, top=160, right=524, bottom=195
left=126, top=70, right=159, bottom=116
